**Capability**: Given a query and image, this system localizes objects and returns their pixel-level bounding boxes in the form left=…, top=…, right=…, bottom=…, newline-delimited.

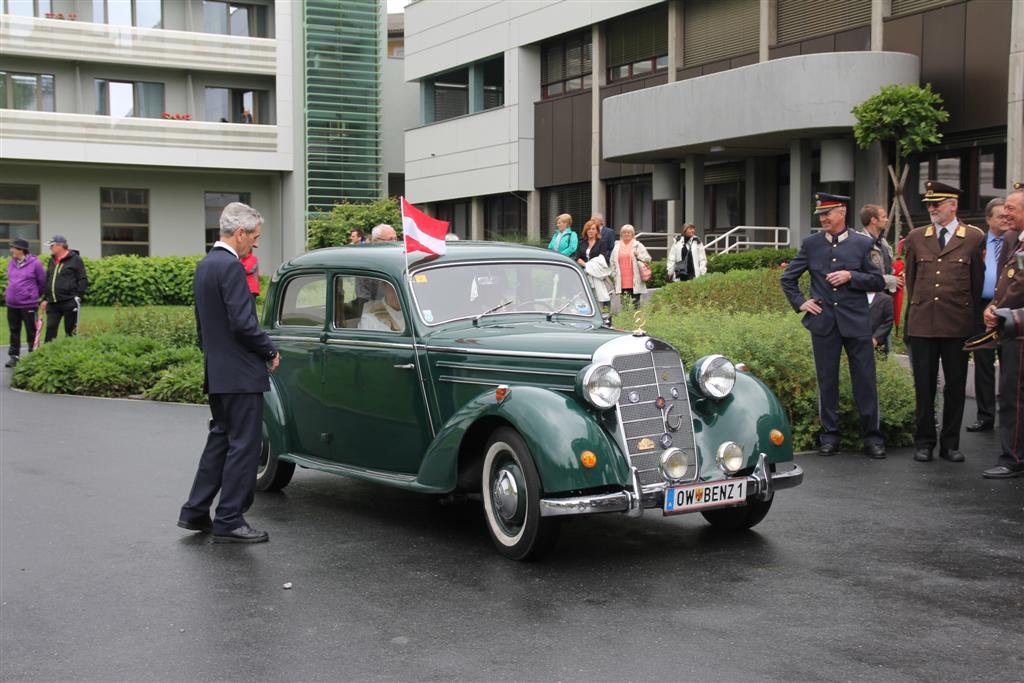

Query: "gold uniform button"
left=934, top=296, right=939, bottom=300
left=938, top=259, right=942, bottom=262
left=832, top=258, right=837, bottom=262
left=936, top=271, right=940, bottom=275
left=833, top=287, right=837, bottom=291
left=935, top=283, right=940, bottom=287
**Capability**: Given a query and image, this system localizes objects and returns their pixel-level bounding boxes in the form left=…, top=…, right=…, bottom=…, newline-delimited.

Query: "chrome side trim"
left=324, top=338, right=415, bottom=350
left=271, top=335, right=320, bottom=343
left=435, top=361, right=577, bottom=378
left=539, top=462, right=804, bottom=517
left=424, top=345, right=592, bottom=361
left=438, top=376, right=572, bottom=393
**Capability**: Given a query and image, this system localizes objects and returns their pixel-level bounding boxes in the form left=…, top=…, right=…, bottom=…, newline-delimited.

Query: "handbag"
left=639, top=261, right=652, bottom=283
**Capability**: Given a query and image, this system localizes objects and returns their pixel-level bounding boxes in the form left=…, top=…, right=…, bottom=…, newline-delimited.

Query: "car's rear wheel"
left=701, top=495, right=773, bottom=531
left=256, top=427, right=295, bottom=492
left=481, top=427, right=560, bottom=561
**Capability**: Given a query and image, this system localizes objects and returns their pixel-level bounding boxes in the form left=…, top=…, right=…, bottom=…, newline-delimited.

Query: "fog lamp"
left=716, top=441, right=745, bottom=473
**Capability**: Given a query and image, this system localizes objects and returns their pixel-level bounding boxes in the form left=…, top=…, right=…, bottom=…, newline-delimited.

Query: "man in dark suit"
left=781, top=192, right=887, bottom=458
left=591, top=212, right=616, bottom=256
left=981, top=183, right=1024, bottom=479
left=869, top=290, right=894, bottom=356
left=178, top=202, right=279, bottom=543
left=903, top=181, right=986, bottom=463
left=967, top=197, right=1017, bottom=432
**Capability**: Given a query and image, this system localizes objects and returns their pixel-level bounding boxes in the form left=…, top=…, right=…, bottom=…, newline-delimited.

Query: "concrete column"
left=468, top=62, right=484, bottom=113
left=854, top=142, right=887, bottom=222
left=74, top=64, right=82, bottom=112
left=527, top=190, right=541, bottom=241
left=744, top=158, right=757, bottom=226
left=420, top=81, right=434, bottom=124
left=820, top=138, right=854, bottom=182
left=759, top=0, right=775, bottom=62
left=591, top=24, right=606, bottom=215
left=871, top=0, right=886, bottom=51
left=470, top=196, right=485, bottom=240
left=684, top=155, right=705, bottom=228
left=1008, top=0, right=1024, bottom=187
left=789, top=139, right=812, bottom=241
left=668, top=0, right=682, bottom=81
left=185, top=74, right=195, bottom=117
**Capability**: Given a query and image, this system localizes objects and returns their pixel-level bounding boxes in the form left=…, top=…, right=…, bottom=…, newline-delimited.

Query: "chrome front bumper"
left=539, top=453, right=803, bottom=518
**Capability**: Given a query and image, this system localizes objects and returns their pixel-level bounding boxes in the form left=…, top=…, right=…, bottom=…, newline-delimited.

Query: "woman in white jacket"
left=667, top=223, right=708, bottom=282
left=609, top=224, right=652, bottom=307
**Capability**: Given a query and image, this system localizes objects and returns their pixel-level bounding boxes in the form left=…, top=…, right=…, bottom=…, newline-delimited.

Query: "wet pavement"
left=1, top=360, right=1022, bottom=682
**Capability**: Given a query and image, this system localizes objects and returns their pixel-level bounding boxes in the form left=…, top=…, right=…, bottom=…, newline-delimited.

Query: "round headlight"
left=578, top=364, right=622, bottom=409
left=659, top=448, right=689, bottom=482
left=694, top=354, right=736, bottom=399
left=716, top=441, right=745, bottom=473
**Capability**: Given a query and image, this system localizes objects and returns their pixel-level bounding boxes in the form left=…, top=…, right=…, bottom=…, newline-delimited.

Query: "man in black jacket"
left=41, top=234, right=88, bottom=342
left=178, top=202, right=279, bottom=543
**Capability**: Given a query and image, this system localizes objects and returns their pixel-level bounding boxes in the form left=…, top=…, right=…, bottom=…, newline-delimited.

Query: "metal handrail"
left=704, top=226, right=790, bottom=255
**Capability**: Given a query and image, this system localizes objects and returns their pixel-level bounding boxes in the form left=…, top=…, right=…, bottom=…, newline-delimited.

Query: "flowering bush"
left=161, top=112, right=193, bottom=121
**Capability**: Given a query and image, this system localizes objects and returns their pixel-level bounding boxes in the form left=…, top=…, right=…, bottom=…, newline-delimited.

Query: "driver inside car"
left=358, top=284, right=405, bottom=332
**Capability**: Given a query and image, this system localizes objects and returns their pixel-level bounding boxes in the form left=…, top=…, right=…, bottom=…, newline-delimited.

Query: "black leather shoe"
left=914, top=449, right=933, bottom=462
left=213, top=524, right=269, bottom=543
left=939, top=449, right=965, bottom=463
left=818, top=443, right=839, bottom=457
left=177, top=517, right=213, bottom=533
left=864, top=444, right=886, bottom=459
left=966, top=420, right=994, bottom=432
left=4, top=356, right=19, bottom=368
left=982, top=464, right=1024, bottom=479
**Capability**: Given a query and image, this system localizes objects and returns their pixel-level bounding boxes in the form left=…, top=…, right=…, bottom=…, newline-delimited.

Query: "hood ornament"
left=631, top=310, right=647, bottom=337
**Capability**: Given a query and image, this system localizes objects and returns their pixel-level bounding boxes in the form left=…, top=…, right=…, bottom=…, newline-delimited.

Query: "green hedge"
left=306, top=197, right=402, bottom=250
left=647, top=267, right=802, bottom=315
left=706, top=247, right=798, bottom=274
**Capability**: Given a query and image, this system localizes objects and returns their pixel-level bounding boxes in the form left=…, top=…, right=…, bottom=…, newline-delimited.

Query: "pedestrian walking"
left=4, top=238, right=46, bottom=368
left=40, top=234, right=87, bottom=343
left=780, top=192, right=887, bottom=458
left=667, top=223, right=708, bottom=282
left=178, top=202, right=279, bottom=543
left=548, top=214, right=578, bottom=257
left=610, top=224, right=652, bottom=308
left=575, top=220, right=612, bottom=311
left=903, top=181, right=986, bottom=463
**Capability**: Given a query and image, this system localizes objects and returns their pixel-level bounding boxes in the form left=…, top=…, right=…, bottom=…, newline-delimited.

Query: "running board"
left=278, top=452, right=448, bottom=494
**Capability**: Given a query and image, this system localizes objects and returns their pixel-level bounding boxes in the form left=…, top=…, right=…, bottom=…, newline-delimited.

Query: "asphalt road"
left=2, top=363, right=1022, bottom=682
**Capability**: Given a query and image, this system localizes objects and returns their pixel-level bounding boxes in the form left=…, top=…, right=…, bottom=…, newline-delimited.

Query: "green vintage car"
left=258, top=242, right=803, bottom=559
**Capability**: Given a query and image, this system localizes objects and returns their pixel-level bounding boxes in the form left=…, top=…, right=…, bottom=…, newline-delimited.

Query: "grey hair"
left=984, top=196, right=1005, bottom=218
left=219, top=202, right=263, bottom=236
left=371, top=224, right=394, bottom=240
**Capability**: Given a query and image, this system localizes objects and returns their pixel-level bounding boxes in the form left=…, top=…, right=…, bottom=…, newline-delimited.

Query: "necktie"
left=938, top=228, right=947, bottom=249
left=992, top=237, right=1003, bottom=268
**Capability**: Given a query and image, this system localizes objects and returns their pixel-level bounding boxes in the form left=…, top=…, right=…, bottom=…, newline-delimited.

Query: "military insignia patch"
left=925, top=226, right=935, bottom=237
left=1010, top=269, right=1016, bottom=279
left=956, top=225, right=966, bottom=238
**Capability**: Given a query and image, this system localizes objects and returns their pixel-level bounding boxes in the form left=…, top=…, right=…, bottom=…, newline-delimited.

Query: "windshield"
left=409, top=261, right=595, bottom=326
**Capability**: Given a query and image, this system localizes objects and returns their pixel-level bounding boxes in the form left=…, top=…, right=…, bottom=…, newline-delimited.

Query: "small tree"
left=306, top=197, right=402, bottom=250
left=852, top=83, right=949, bottom=245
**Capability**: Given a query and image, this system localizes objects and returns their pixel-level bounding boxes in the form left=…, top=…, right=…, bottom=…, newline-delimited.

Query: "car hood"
left=420, top=320, right=627, bottom=359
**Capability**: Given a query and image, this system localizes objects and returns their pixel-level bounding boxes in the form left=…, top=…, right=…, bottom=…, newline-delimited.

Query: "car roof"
left=278, top=241, right=570, bottom=278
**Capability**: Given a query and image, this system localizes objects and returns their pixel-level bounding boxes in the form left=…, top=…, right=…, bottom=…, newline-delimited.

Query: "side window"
left=333, top=275, right=406, bottom=334
left=277, top=273, right=326, bottom=328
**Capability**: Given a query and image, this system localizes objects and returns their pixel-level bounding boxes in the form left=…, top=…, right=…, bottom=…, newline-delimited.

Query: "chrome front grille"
left=610, top=344, right=698, bottom=486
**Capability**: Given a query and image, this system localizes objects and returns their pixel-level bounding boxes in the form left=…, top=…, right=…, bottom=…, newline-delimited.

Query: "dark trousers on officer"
left=908, top=336, right=969, bottom=451
left=44, top=298, right=79, bottom=342
left=973, top=298, right=997, bottom=425
left=995, top=338, right=1023, bottom=467
left=6, top=307, right=37, bottom=358
left=179, top=392, right=263, bottom=533
left=811, top=330, right=883, bottom=446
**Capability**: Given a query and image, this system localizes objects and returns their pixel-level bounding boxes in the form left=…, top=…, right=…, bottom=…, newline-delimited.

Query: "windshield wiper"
left=547, top=293, right=584, bottom=321
left=473, top=299, right=514, bottom=326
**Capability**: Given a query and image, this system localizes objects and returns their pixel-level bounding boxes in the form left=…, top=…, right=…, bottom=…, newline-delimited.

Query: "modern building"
left=403, top=0, right=1021, bottom=246
left=0, top=0, right=411, bottom=268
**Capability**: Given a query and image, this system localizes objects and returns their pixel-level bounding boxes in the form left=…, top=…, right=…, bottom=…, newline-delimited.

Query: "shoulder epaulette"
left=963, top=223, right=984, bottom=235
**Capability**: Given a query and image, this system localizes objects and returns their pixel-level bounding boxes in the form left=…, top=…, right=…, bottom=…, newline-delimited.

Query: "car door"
left=268, top=270, right=328, bottom=459
left=319, top=273, right=435, bottom=474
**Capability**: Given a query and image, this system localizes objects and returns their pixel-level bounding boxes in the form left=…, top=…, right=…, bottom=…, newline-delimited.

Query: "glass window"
left=202, top=0, right=267, bottom=37
left=95, top=79, right=163, bottom=118
left=135, top=0, right=161, bottom=28
left=100, top=187, right=149, bottom=256
left=607, top=177, right=667, bottom=233
left=205, top=87, right=230, bottom=122
left=540, top=32, right=593, bottom=99
left=484, top=193, right=526, bottom=241
left=228, top=3, right=248, bottom=35
left=0, top=184, right=41, bottom=254
left=106, top=0, right=132, bottom=25
left=5, top=0, right=42, bottom=17
left=204, top=86, right=270, bottom=123
left=333, top=276, right=406, bottom=333
left=202, top=0, right=227, bottom=33
left=1, top=72, right=55, bottom=111
left=204, top=191, right=251, bottom=250
left=93, top=0, right=160, bottom=27
left=278, top=274, right=327, bottom=328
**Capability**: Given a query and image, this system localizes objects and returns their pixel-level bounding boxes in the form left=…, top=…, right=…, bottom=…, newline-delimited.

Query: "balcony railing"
left=0, top=14, right=276, bottom=75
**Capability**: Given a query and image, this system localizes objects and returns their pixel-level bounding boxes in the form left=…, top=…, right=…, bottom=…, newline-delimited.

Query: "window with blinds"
left=541, top=33, right=593, bottom=98
left=683, top=0, right=759, bottom=67
left=540, top=183, right=592, bottom=240
left=776, top=0, right=870, bottom=45
left=890, top=0, right=955, bottom=17
left=606, top=6, right=668, bottom=68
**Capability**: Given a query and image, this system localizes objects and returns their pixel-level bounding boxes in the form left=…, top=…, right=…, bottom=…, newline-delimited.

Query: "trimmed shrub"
left=706, top=247, right=797, bottom=274
left=143, top=358, right=206, bottom=404
left=306, top=197, right=402, bottom=250
left=647, top=267, right=803, bottom=316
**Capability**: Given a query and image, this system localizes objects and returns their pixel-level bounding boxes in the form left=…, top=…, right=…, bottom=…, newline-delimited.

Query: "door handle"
left=393, top=363, right=416, bottom=369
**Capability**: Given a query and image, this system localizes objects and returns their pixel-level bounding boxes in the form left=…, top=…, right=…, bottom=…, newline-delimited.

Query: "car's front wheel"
left=701, top=495, right=773, bottom=531
left=481, top=427, right=560, bottom=560
left=256, top=428, right=295, bottom=492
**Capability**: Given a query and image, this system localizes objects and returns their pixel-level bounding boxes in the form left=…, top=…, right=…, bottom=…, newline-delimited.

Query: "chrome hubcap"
left=492, top=468, right=520, bottom=522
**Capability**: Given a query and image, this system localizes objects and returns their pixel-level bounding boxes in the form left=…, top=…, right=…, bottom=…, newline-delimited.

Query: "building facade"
left=0, top=0, right=401, bottom=268
left=403, top=0, right=1020, bottom=245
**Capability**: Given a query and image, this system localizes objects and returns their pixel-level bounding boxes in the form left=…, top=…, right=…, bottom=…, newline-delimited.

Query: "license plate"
left=664, top=480, right=747, bottom=515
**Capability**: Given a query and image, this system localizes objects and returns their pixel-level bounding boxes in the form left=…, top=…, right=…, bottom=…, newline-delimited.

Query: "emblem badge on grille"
left=660, top=433, right=672, bottom=448
left=637, top=438, right=656, bottom=451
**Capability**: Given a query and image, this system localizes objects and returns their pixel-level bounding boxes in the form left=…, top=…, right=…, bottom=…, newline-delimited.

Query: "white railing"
left=704, top=226, right=790, bottom=255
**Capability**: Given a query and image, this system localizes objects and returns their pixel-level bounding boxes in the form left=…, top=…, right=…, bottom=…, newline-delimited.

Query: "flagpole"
left=400, top=195, right=411, bottom=281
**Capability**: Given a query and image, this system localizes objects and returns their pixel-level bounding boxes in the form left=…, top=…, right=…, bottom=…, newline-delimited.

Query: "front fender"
left=262, top=377, right=289, bottom=458
left=417, top=386, right=631, bottom=494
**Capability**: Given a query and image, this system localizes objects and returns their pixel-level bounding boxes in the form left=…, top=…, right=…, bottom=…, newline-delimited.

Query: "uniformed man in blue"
left=781, top=193, right=887, bottom=458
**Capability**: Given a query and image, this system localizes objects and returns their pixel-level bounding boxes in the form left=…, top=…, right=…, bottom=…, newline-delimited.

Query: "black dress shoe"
left=177, top=517, right=213, bottom=533
left=982, top=464, right=1024, bottom=479
left=914, top=449, right=933, bottom=462
left=966, top=420, right=994, bottom=432
left=4, top=356, right=19, bottom=368
left=864, top=444, right=886, bottom=459
left=818, top=443, right=839, bottom=457
left=939, top=449, right=965, bottom=462
left=213, top=524, right=269, bottom=544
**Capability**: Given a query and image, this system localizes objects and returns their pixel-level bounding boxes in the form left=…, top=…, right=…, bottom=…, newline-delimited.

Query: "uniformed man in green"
left=903, top=181, right=986, bottom=463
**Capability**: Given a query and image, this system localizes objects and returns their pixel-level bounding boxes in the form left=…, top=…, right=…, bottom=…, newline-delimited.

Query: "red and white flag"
left=401, top=197, right=449, bottom=257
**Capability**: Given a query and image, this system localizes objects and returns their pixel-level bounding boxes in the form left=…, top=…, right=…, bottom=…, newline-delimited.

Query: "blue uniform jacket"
left=780, top=228, right=886, bottom=338
left=194, top=246, right=278, bottom=394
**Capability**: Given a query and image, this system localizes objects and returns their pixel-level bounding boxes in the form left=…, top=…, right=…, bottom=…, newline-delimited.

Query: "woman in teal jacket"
left=547, top=213, right=578, bottom=257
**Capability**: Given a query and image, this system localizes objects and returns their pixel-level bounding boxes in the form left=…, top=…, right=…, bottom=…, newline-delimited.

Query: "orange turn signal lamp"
left=580, top=450, right=597, bottom=468
left=769, top=429, right=785, bottom=446
left=495, top=385, right=510, bottom=403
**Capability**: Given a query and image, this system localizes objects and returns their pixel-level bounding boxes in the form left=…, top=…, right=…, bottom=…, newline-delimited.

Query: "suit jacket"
left=993, top=230, right=1024, bottom=310
left=599, top=226, right=616, bottom=256
left=574, top=237, right=609, bottom=264
left=904, top=221, right=986, bottom=338
left=869, top=292, right=894, bottom=344
left=780, top=228, right=885, bottom=338
left=194, top=246, right=277, bottom=394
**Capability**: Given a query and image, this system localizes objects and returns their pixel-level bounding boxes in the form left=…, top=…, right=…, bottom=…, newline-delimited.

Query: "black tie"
left=938, top=228, right=947, bottom=249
